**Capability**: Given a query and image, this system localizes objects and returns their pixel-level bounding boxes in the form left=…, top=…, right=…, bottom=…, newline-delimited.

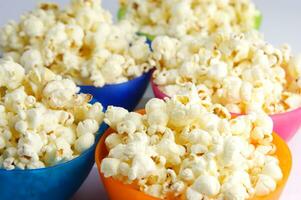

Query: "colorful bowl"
left=95, top=110, right=292, bottom=200
left=0, top=123, right=108, bottom=200
left=79, top=71, right=151, bottom=111
left=151, top=78, right=301, bottom=141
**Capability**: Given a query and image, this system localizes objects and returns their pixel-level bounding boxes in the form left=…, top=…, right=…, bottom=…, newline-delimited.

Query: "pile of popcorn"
left=0, top=0, right=152, bottom=87
left=151, top=31, right=301, bottom=114
left=0, top=59, right=104, bottom=170
left=101, top=88, right=283, bottom=200
left=119, top=0, right=260, bottom=38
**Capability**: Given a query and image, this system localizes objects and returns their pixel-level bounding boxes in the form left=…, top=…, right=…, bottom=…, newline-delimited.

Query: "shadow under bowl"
left=0, top=123, right=108, bottom=200
left=95, top=110, right=292, bottom=200
left=79, top=72, right=152, bottom=111
left=151, top=77, right=301, bottom=141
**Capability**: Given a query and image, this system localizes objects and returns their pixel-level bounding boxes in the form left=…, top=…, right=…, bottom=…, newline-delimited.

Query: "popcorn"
left=288, top=54, right=301, bottom=79
left=186, top=188, right=203, bottom=200
left=152, top=32, right=301, bottom=114
left=20, top=49, right=44, bottom=71
left=116, top=112, right=145, bottom=134
left=0, top=59, right=104, bottom=170
left=261, top=162, right=283, bottom=181
left=120, top=0, right=260, bottom=38
left=44, top=137, right=74, bottom=165
left=101, top=158, right=121, bottom=178
left=0, top=0, right=152, bottom=87
left=179, top=168, right=194, bottom=182
left=155, top=131, right=186, bottom=165
left=18, top=132, right=44, bottom=159
left=76, top=119, right=99, bottom=137
left=128, top=154, right=157, bottom=181
left=101, top=93, right=283, bottom=199
left=104, top=106, right=129, bottom=129
left=191, top=174, right=220, bottom=196
left=146, top=107, right=169, bottom=134
left=27, top=161, right=45, bottom=170
left=55, top=126, right=76, bottom=144
left=0, top=59, right=25, bottom=90
left=22, top=15, right=45, bottom=37
left=254, top=175, right=277, bottom=196
left=0, top=136, right=6, bottom=150
left=78, top=102, right=104, bottom=124
left=222, top=180, right=250, bottom=200
left=219, top=136, right=244, bottom=167
left=105, top=133, right=123, bottom=150
left=229, top=116, right=252, bottom=137
left=3, top=157, right=16, bottom=170
left=42, top=79, right=90, bottom=109
left=74, top=133, right=95, bottom=153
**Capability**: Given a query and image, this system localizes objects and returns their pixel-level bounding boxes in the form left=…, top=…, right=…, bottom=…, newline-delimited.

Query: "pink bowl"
left=151, top=77, right=301, bottom=141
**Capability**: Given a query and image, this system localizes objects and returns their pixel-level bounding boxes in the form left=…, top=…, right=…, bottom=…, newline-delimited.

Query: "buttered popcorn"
left=0, top=59, right=104, bottom=170
left=119, top=0, right=261, bottom=38
left=101, top=87, right=283, bottom=200
left=0, top=0, right=151, bottom=87
left=151, top=31, right=301, bottom=114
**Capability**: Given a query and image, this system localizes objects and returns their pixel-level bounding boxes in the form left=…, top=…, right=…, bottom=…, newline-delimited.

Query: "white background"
left=1, top=1, right=301, bottom=200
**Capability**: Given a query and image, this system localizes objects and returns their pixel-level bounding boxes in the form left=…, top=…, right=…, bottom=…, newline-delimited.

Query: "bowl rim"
left=78, top=70, right=153, bottom=88
left=0, top=123, right=107, bottom=173
left=150, top=72, right=301, bottom=118
left=95, top=109, right=292, bottom=200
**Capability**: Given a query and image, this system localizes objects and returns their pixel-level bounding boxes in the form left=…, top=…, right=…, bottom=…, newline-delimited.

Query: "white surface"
left=0, top=1, right=301, bottom=200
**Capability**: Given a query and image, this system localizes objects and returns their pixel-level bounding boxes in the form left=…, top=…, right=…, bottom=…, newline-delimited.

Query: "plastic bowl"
left=95, top=110, right=292, bottom=200
left=79, top=71, right=151, bottom=111
left=151, top=78, right=301, bottom=141
left=0, top=123, right=108, bottom=200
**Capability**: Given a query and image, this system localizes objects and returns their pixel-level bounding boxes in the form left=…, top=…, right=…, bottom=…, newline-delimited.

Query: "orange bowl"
left=95, top=110, right=292, bottom=200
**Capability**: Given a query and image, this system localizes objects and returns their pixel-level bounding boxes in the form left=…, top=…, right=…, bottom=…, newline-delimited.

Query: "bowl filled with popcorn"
left=0, top=0, right=153, bottom=111
left=0, top=59, right=106, bottom=200
left=96, top=91, right=292, bottom=200
left=117, top=0, right=262, bottom=41
left=150, top=31, right=301, bottom=141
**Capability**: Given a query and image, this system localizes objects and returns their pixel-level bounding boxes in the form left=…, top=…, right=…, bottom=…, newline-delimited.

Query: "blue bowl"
left=0, top=123, right=108, bottom=200
left=79, top=71, right=151, bottom=111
